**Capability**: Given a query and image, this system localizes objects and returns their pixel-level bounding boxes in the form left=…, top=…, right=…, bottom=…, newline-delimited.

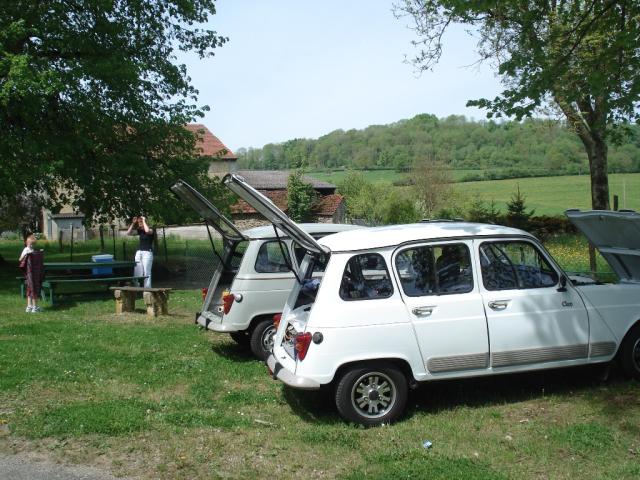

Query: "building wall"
left=208, top=159, right=238, bottom=177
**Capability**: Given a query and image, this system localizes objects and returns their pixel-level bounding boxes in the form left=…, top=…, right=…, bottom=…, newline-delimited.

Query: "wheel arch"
left=332, top=357, right=417, bottom=387
left=615, top=318, right=640, bottom=358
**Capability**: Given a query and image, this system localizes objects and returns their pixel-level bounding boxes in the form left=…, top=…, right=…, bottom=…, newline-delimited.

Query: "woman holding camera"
left=126, top=216, right=154, bottom=288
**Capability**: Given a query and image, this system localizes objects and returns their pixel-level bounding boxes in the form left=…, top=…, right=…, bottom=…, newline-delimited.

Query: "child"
left=19, top=234, right=44, bottom=313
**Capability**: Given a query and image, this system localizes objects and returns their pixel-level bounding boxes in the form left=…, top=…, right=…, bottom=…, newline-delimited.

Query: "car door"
left=476, top=238, right=590, bottom=368
left=393, top=240, right=490, bottom=375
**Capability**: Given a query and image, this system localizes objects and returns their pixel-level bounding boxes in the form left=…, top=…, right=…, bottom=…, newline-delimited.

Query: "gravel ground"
left=0, top=454, right=129, bottom=480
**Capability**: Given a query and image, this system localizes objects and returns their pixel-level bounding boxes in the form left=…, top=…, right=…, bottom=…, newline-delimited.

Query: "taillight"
left=201, top=288, right=208, bottom=301
left=273, top=313, right=282, bottom=328
left=222, top=293, right=235, bottom=314
left=294, top=332, right=312, bottom=361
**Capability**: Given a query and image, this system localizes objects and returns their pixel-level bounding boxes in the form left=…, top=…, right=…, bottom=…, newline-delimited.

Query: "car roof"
left=319, top=222, right=533, bottom=252
left=241, top=223, right=364, bottom=240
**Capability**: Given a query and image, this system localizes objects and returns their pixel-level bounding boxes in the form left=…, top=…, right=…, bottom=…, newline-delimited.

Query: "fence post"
left=99, top=225, right=105, bottom=252
left=70, top=225, right=74, bottom=262
left=111, top=224, right=116, bottom=259
left=122, top=240, right=127, bottom=260
left=613, top=195, right=619, bottom=211
left=58, top=230, right=64, bottom=252
left=162, top=226, right=168, bottom=263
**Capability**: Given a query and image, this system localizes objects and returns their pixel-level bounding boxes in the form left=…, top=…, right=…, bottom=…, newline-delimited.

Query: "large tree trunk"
left=584, top=135, right=610, bottom=210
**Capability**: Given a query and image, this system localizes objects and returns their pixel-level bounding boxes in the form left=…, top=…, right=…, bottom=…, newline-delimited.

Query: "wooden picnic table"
left=44, top=261, right=136, bottom=272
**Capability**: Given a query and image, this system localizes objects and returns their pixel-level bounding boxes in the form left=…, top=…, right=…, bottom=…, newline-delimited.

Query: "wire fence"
left=46, top=223, right=225, bottom=290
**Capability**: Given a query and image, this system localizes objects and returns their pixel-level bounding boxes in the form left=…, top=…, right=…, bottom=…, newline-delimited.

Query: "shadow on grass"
left=210, top=341, right=255, bottom=363
left=283, top=363, right=633, bottom=424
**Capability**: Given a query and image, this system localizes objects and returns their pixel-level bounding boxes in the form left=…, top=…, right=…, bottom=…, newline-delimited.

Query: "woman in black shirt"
left=126, top=216, right=154, bottom=288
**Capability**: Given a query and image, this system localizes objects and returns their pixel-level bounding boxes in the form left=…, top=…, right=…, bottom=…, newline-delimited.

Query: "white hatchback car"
left=225, top=174, right=640, bottom=426
left=171, top=180, right=362, bottom=359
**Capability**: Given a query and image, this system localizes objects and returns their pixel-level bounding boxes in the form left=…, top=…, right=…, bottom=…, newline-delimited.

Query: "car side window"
left=396, top=243, right=473, bottom=296
left=254, top=241, right=291, bottom=273
left=340, top=253, right=393, bottom=300
left=480, top=241, right=559, bottom=290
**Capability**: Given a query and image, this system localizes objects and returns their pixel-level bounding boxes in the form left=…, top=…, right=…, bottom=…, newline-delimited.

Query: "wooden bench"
left=42, top=276, right=147, bottom=305
left=109, top=286, right=172, bottom=317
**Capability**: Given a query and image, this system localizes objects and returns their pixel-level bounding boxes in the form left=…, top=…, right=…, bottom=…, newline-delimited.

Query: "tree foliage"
left=411, top=153, right=455, bottom=218
left=395, top=0, right=640, bottom=210
left=337, top=171, right=420, bottom=225
left=0, top=0, right=228, bottom=224
left=237, top=114, right=640, bottom=176
left=286, top=169, right=316, bottom=222
left=506, top=185, right=535, bottom=230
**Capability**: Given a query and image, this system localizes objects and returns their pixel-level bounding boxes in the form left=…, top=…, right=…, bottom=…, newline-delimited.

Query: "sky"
left=180, top=0, right=503, bottom=151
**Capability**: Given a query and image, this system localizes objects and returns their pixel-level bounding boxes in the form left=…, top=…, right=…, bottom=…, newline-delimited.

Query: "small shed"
left=43, top=211, right=86, bottom=241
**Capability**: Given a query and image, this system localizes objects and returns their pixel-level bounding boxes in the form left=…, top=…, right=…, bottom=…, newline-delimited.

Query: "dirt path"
left=0, top=453, right=129, bottom=480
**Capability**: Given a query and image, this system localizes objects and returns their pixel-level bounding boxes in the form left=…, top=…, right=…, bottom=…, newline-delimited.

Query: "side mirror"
left=557, top=275, right=567, bottom=292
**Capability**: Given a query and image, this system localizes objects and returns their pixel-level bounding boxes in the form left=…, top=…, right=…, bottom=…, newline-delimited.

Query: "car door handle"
left=412, top=306, right=435, bottom=317
left=488, top=300, right=510, bottom=310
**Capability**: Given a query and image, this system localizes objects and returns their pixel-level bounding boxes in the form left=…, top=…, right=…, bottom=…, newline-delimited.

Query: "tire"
left=334, top=362, right=408, bottom=426
left=229, top=331, right=250, bottom=347
left=249, top=318, right=277, bottom=361
left=620, top=324, right=640, bottom=381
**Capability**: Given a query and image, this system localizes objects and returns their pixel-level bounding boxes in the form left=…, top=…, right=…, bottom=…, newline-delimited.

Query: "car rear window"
left=396, top=243, right=473, bottom=296
left=339, top=253, right=393, bottom=300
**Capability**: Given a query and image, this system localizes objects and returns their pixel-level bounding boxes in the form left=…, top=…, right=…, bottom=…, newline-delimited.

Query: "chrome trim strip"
left=492, top=344, right=588, bottom=368
left=590, top=341, right=616, bottom=357
left=427, top=353, right=489, bottom=373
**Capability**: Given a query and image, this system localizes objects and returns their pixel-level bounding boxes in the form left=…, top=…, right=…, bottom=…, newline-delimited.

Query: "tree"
left=411, top=154, right=455, bottom=218
left=506, top=185, right=534, bottom=230
left=396, top=0, right=640, bottom=210
left=0, top=1, right=228, bottom=223
left=287, top=169, right=316, bottom=222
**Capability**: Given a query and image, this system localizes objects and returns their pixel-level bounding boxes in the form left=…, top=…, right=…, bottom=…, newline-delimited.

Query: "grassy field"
left=453, top=173, right=640, bottom=216
left=309, top=170, right=640, bottom=216
left=1, top=238, right=639, bottom=479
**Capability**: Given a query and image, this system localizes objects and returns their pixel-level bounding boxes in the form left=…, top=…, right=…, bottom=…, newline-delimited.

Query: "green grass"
left=452, top=173, right=640, bottom=216
left=1, top=238, right=639, bottom=479
left=309, top=170, right=640, bottom=216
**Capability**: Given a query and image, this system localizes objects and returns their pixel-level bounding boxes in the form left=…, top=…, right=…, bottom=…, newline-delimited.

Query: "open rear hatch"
left=223, top=173, right=329, bottom=259
left=171, top=180, right=248, bottom=326
left=566, top=209, right=640, bottom=283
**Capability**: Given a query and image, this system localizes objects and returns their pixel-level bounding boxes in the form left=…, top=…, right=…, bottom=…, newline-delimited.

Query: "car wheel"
left=229, top=331, right=250, bottom=347
left=250, top=319, right=276, bottom=361
left=334, top=362, right=408, bottom=426
left=620, top=324, right=640, bottom=381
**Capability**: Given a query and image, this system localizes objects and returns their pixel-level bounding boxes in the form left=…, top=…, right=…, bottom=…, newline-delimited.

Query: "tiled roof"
left=51, top=213, right=84, bottom=219
left=236, top=170, right=336, bottom=191
left=231, top=190, right=288, bottom=215
left=313, top=194, right=344, bottom=216
left=185, top=124, right=236, bottom=160
left=230, top=191, right=344, bottom=218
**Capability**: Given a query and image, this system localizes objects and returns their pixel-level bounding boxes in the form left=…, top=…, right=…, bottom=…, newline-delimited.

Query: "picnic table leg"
left=114, top=289, right=135, bottom=314
left=143, top=291, right=158, bottom=318
left=153, top=291, right=169, bottom=315
left=20, top=281, right=24, bottom=299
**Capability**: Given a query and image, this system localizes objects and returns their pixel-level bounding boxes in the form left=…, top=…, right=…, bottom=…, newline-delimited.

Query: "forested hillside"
left=237, top=114, right=640, bottom=178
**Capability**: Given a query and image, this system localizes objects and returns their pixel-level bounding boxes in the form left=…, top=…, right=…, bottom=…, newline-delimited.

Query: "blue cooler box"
left=91, top=254, right=114, bottom=275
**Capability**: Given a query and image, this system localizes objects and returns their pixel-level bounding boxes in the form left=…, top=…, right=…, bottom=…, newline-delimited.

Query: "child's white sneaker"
left=31, top=306, right=42, bottom=313
left=25, top=306, right=33, bottom=313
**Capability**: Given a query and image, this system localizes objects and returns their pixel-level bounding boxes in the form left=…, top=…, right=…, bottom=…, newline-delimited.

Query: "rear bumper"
left=266, top=354, right=320, bottom=390
left=196, top=313, right=244, bottom=333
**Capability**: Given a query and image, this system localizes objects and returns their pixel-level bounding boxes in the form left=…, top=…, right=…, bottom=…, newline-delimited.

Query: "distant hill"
left=237, top=114, right=640, bottom=178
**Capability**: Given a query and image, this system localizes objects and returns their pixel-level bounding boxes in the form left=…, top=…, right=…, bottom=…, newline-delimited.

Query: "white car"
left=225, top=173, right=640, bottom=426
left=171, top=180, right=362, bottom=359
